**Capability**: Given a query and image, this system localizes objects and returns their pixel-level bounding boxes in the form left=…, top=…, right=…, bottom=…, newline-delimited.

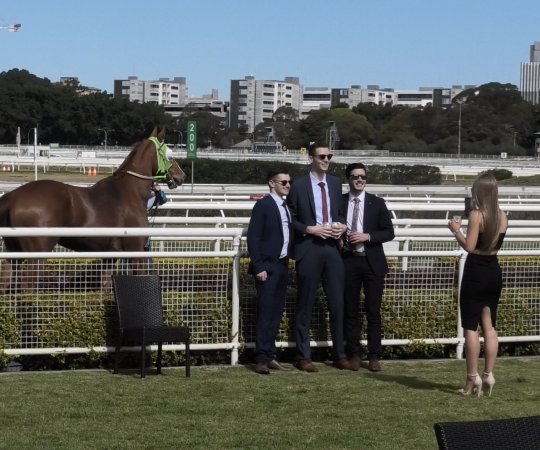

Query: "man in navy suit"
left=247, top=170, right=293, bottom=374
left=341, top=163, right=394, bottom=372
left=287, top=142, right=353, bottom=372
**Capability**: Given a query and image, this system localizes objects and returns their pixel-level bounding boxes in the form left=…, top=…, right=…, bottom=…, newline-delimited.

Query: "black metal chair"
left=434, top=415, right=540, bottom=450
left=111, top=274, right=191, bottom=378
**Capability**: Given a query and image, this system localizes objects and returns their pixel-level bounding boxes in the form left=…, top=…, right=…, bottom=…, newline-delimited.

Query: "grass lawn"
left=0, top=357, right=538, bottom=449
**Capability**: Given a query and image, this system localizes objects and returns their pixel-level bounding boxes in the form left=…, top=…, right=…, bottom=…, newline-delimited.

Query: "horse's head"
left=114, top=128, right=186, bottom=188
left=149, top=128, right=186, bottom=189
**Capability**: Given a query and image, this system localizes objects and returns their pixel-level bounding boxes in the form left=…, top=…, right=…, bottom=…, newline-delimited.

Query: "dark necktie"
left=282, top=200, right=291, bottom=223
left=351, top=198, right=360, bottom=232
left=318, top=182, right=328, bottom=223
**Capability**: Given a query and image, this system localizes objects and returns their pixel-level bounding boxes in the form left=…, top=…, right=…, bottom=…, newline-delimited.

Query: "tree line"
left=1, top=68, right=539, bottom=156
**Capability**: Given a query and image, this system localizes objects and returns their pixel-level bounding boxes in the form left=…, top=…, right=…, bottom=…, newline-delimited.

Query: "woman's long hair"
left=470, top=173, right=500, bottom=251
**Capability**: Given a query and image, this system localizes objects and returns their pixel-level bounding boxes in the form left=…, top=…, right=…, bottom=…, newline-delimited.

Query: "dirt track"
left=0, top=170, right=107, bottom=184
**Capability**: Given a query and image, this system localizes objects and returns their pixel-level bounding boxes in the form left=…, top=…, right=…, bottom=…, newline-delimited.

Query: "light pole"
left=457, top=100, right=463, bottom=160
left=98, top=128, right=113, bottom=156
left=27, top=127, right=38, bottom=181
left=177, top=130, right=183, bottom=148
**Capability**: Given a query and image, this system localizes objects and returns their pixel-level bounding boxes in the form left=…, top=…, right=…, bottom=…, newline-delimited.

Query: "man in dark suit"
left=341, top=163, right=395, bottom=372
left=287, top=142, right=353, bottom=372
left=247, top=170, right=293, bottom=374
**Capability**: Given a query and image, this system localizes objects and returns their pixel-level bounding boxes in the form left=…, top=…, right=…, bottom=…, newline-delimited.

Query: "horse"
left=0, top=127, right=185, bottom=291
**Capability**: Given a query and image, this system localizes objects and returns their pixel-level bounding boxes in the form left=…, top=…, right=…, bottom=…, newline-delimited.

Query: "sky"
left=1, top=0, right=540, bottom=100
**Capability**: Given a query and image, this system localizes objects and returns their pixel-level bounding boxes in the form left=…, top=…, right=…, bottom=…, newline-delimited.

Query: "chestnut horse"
left=0, top=128, right=185, bottom=290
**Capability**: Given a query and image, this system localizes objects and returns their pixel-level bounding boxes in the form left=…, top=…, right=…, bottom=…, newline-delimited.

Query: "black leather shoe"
left=349, top=354, right=362, bottom=371
left=255, top=362, right=270, bottom=375
left=333, top=357, right=354, bottom=371
left=368, top=357, right=382, bottom=372
left=296, top=359, right=318, bottom=373
left=268, top=360, right=291, bottom=371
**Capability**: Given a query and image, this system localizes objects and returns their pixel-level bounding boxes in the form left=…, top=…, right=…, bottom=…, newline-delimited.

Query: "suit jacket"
left=247, top=195, right=290, bottom=275
left=287, top=173, right=345, bottom=261
left=342, top=192, right=395, bottom=276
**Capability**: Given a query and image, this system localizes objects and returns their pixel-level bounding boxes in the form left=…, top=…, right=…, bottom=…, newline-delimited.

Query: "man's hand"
left=306, top=225, right=334, bottom=239
left=348, top=231, right=370, bottom=244
left=256, top=270, right=268, bottom=281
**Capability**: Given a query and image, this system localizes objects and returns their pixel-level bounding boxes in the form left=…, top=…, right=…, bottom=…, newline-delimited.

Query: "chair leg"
left=157, top=342, right=163, bottom=375
left=114, top=335, right=122, bottom=374
left=140, top=333, right=146, bottom=379
left=185, top=338, right=191, bottom=378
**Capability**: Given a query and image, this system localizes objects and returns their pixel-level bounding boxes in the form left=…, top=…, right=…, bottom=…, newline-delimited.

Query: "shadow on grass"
left=374, top=372, right=456, bottom=393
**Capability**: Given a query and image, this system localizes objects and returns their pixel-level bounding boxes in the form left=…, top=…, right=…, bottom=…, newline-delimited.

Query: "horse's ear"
left=149, top=127, right=158, bottom=138
left=157, top=127, right=166, bottom=142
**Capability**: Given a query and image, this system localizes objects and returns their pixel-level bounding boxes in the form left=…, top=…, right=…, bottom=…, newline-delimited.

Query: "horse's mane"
left=113, top=127, right=166, bottom=176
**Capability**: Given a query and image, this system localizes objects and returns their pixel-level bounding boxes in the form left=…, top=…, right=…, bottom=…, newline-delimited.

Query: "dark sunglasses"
left=315, top=154, right=333, bottom=161
left=350, top=174, right=367, bottom=181
left=273, top=179, right=291, bottom=186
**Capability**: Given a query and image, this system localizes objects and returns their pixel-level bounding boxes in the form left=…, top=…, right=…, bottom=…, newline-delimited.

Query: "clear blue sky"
left=1, top=0, right=539, bottom=99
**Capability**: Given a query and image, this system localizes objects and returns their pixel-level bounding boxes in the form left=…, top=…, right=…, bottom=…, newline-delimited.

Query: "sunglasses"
left=350, top=174, right=367, bottom=181
left=273, top=179, right=291, bottom=186
left=315, top=154, right=333, bottom=161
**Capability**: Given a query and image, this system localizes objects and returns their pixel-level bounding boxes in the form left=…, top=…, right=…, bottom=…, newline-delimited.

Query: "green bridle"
left=149, top=136, right=173, bottom=181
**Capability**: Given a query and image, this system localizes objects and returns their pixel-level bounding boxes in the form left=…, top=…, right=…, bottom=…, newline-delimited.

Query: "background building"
left=229, top=75, right=302, bottom=132
left=520, top=41, right=540, bottom=104
left=114, top=76, right=188, bottom=105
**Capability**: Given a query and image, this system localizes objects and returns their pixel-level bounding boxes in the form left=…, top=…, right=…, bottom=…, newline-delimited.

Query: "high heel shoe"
left=482, top=372, right=495, bottom=397
left=458, top=373, right=482, bottom=397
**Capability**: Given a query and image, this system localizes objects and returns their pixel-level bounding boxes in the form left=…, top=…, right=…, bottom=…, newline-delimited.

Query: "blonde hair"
left=470, top=173, right=500, bottom=251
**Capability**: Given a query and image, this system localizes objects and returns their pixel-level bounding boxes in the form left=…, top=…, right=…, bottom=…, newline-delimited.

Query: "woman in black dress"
left=448, top=173, right=508, bottom=397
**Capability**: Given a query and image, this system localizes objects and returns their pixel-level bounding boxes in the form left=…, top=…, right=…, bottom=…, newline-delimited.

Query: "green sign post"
left=187, top=120, right=197, bottom=160
left=186, top=121, right=197, bottom=193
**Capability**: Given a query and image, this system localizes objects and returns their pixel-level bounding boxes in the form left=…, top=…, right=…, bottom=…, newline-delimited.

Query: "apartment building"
left=113, top=76, right=188, bottom=105
left=331, top=85, right=396, bottom=108
left=520, top=41, right=540, bottom=104
left=301, top=86, right=332, bottom=119
left=229, top=75, right=302, bottom=132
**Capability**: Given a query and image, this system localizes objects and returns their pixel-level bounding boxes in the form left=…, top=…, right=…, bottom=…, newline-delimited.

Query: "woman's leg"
left=464, top=328, right=480, bottom=375
left=481, top=306, right=498, bottom=374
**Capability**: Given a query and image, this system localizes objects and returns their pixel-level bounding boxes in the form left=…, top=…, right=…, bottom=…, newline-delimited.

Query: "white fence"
left=1, top=226, right=539, bottom=365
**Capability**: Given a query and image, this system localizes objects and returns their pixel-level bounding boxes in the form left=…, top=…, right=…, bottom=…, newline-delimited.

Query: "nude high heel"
left=482, top=372, right=495, bottom=397
left=458, top=373, right=483, bottom=397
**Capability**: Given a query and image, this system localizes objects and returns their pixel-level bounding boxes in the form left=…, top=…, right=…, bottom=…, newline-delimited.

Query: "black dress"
left=459, top=233, right=505, bottom=331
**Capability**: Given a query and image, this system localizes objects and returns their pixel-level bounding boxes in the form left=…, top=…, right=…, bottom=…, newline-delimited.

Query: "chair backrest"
left=434, top=415, right=540, bottom=450
left=112, top=275, right=165, bottom=329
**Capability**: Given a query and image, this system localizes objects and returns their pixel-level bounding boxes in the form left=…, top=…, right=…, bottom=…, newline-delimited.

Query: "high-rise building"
left=113, top=76, right=188, bottom=105
left=520, top=41, right=540, bottom=104
left=229, top=75, right=302, bottom=132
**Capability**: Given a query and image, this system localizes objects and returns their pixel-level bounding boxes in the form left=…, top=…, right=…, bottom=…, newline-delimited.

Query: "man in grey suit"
left=287, top=142, right=353, bottom=372
left=341, top=163, right=395, bottom=372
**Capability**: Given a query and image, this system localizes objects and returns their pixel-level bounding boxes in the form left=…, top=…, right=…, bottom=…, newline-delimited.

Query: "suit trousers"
left=254, top=259, right=289, bottom=363
left=343, top=255, right=385, bottom=358
left=295, top=240, right=345, bottom=361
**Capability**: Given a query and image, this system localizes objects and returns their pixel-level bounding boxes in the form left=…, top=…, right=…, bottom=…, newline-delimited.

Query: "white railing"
left=1, top=226, right=540, bottom=365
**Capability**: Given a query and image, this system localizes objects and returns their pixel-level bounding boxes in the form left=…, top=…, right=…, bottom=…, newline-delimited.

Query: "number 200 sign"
left=187, top=120, right=197, bottom=160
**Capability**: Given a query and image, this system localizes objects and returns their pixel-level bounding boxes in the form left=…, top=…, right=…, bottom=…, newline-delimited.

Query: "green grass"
left=0, top=358, right=539, bottom=450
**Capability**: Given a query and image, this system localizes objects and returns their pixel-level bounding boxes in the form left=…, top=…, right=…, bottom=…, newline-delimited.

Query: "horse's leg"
left=17, top=237, right=59, bottom=292
left=21, top=258, right=47, bottom=291
left=0, top=259, right=15, bottom=294
left=100, top=258, right=117, bottom=292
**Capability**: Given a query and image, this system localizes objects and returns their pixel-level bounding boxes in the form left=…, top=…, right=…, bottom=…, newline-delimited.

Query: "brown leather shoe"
left=333, top=357, right=354, bottom=371
left=268, top=359, right=291, bottom=371
left=368, top=357, right=382, bottom=372
left=296, top=359, right=318, bottom=373
left=349, top=354, right=362, bottom=371
left=255, top=362, right=270, bottom=375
